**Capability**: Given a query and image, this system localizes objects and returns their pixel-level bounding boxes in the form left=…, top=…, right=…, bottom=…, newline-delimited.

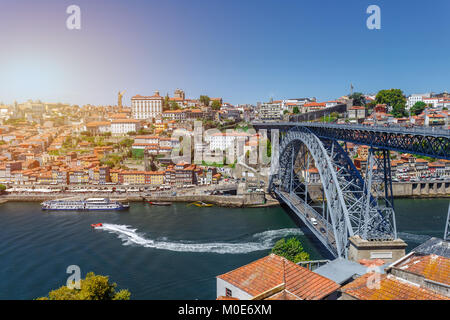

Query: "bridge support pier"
left=347, top=236, right=407, bottom=265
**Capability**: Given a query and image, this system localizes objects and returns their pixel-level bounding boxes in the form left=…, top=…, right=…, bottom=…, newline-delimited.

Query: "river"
left=0, top=198, right=448, bottom=300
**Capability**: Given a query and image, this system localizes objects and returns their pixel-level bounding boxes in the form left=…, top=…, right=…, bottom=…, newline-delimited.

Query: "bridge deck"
left=254, top=122, right=450, bottom=137
left=276, top=189, right=338, bottom=257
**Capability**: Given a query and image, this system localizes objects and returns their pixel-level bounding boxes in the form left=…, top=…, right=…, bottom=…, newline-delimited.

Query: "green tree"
left=349, top=92, right=366, bottom=106
left=292, top=106, right=300, bottom=114
left=170, top=101, right=180, bottom=110
left=36, top=272, right=130, bottom=300
left=410, top=101, right=426, bottom=115
left=375, top=89, right=406, bottom=107
left=366, top=100, right=377, bottom=111
left=271, top=237, right=310, bottom=263
left=211, top=100, right=221, bottom=110
left=0, top=184, right=6, bottom=192
left=119, top=138, right=134, bottom=148
left=164, top=94, right=170, bottom=110
left=200, top=95, right=210, bottom=107
left=392, top=103, right=408, bottom=118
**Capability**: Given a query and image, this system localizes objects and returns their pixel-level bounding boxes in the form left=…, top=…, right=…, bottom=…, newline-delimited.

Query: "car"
left=310, top=218, right=318, bottom=225
left=320, top=227, right=326, bottom=233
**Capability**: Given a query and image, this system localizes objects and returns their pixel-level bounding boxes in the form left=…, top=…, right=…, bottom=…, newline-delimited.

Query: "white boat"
left=41, top=197, right=129, bottom=211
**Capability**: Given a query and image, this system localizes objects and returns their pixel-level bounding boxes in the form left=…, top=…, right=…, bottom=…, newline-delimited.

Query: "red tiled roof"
left=358, top=259, right=385, bottom=267
left=393, top=254, right=450, bottom=286
left=304, top=102, right=326, bottom=107
left=132, top=94, right=163, bottom=99
left=217, top=254, right=340, bottom=300
left=111, top=119, right=141, bottom=123
left=340, top=273, right=449, bottom=300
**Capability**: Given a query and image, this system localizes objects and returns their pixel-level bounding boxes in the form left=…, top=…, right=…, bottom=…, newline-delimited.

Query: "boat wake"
left=95, top=224, right=304, bottom=254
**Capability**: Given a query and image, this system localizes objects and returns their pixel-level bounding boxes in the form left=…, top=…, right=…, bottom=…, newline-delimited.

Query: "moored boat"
left=189, top=201, right=213, bottom=207
left=41, top=197, right=129, bottom=211
left=147, top=201, right=172, bottom=206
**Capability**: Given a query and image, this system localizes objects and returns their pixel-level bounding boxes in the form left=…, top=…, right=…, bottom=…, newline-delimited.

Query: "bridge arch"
left=270, top=127, right=396, bottom=258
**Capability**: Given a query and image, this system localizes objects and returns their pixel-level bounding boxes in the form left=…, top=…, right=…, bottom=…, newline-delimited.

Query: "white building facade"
left=110, top=119, right=141, bottom=135
left=407, top=93, right=431, bottom=109
left=131, top=91, right=164, bottom=120
left=205, top=132, right=251, bottom=151
left=259, top=102, right=282, bottom=120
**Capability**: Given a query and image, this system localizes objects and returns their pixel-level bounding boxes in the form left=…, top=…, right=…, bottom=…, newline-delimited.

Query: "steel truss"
left=445, top=203, right=450, bottom=241
left=271, top=127, right=397, bottom=258
left=253, top=122, right=450, bottom=160
left=302, top=124, right=450, bottom=160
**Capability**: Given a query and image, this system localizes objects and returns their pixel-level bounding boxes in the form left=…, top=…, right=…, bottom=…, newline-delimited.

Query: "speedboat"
left=91, top=223, right=103, bottom=228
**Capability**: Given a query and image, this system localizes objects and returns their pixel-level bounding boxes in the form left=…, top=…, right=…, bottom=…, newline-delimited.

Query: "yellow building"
left=120, top=171, right=146, bottom=184
left=146, top=171, right=164, bottom=185
left=110, top=170, right=120, bottom=183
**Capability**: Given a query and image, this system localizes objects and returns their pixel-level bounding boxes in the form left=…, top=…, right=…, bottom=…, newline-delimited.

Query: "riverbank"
left=1, top=187, right=448, bottom=208
left=0, top=192, right=278, bottom=208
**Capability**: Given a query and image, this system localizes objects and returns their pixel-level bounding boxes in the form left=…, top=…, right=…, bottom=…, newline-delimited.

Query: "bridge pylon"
left=445, top=202, right=450, bottom=241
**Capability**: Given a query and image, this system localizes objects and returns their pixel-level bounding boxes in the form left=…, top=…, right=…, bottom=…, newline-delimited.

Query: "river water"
left=0, top=198, right=448, bottom=300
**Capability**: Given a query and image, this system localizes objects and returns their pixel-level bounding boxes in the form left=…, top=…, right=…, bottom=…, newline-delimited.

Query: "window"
left=225, top=288, right=232, bottom=297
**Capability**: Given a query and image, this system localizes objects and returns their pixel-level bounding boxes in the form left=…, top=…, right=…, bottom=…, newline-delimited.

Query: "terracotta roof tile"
left=341, top=273, right=449, bottom=300
left=394, top=254, right=450, bottom=286
left=217, top=254, right=339, bottom=300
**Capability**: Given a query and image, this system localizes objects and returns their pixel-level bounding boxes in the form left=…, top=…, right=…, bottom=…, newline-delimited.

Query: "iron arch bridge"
left=253, top=122, right=450, bottom=259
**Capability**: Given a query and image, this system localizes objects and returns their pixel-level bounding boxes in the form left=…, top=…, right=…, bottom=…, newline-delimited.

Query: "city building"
left=216, top=254, right=340, bottom=300
left=340, top=237, right=450, bottom=300
left=85, top=121, right=111, bottom=134
left=304, top=102, right=326, bottom=113
left=259, top=102, right=282, bottom=120
left=110, top=119, right=141, bottom=135
left=206, top=131, right=252, bottom=152
left=407, top=93, right=431, bottom=109
left=348, top=106, right=367, bottom=122
left=131, top=91, right=164, bottom=120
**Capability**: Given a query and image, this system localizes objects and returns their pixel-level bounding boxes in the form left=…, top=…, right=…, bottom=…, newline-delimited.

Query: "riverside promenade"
left=0, top=192, right=280, bottom=208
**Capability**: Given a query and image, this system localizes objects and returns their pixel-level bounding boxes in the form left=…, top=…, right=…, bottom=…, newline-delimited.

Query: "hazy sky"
left=0, top=0, right=449, bottom=106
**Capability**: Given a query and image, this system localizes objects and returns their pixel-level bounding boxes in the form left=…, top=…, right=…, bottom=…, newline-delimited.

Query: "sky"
left=0, top=0, right=449, bottom=106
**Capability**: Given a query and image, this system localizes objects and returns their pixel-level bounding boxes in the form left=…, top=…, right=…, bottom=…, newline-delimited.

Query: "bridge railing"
left=297, top=259, right=331, bottom=271
left=301, top=122, right=450, bottom=136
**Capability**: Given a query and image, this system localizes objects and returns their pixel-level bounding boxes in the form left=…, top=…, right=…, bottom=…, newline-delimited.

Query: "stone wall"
left=307, top=182, right=450, bottom=199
